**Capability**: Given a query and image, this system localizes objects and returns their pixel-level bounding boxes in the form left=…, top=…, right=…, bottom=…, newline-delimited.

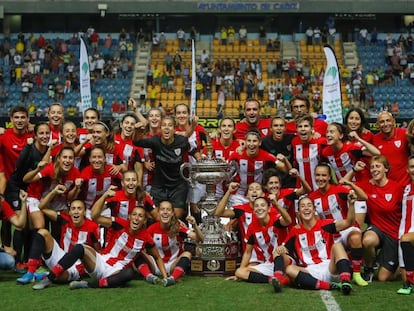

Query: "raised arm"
left=39, top=184, right=66, bottom=221
left=186, top=215, right=204, bottom=242
left=214, top=182, right=239, bottom=218
left=273, top=200, right=292, bottom=227
left=289, top=168, right=312, bottom=196
left=348, top=131, right=380, bottom=156
left=23, top=160, right=48, bottom=184
left=91, top=185, right=117, bottom=227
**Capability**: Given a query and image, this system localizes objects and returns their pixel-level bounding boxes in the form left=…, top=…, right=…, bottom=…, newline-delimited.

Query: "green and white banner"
left=80, top=37, right=92, bottom=112
left=322, top=45, right=342, bottom=123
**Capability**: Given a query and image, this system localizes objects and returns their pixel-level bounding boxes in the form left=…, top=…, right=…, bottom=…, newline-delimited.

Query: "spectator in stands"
left=152, top=34, right=160, bottom=50
left=220, top=26, right=228, bottom=45
left=159, top=32, right=166, bottom=51
left=177, top=28, right=186, bottom=51
left=227, top=26, right=235, bottom=45
left=239, top=25, right=247, bottom=45
left=190, top=26, right=197, bottom=42
left=305, top=26, right=313, bottom=45
left=258, top=26, right=266, bottom=45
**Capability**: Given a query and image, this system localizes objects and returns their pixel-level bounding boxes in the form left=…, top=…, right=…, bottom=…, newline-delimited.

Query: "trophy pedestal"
left=185, top=216, right=241, bottom=277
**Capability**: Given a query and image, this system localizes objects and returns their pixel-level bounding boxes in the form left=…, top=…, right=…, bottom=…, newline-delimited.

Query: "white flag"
left=190, top=39, right=197, bottom=116
left=80, top=37, right=92, bottom=112
left=322, top=45, right=342, bottom=123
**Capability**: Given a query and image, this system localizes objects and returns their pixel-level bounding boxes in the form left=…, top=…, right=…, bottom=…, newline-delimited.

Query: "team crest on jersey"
left=385, top=194, right=392, bottom=201
left=174, top=148, right=181, bottom=156
left=394, top=140, right=401, bottom=148
left=261, top=129, right=268, bottom=136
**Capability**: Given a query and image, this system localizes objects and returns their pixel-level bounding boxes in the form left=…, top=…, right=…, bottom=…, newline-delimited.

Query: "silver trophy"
left=180, top=145, right=240, bottom=275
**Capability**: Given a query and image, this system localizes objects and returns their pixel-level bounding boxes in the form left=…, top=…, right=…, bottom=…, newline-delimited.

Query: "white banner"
left=80, top=37, right=92, bottom=112
left=190, top=39, right=197, bottom=116
left=322, top=45, right=342, bottom=123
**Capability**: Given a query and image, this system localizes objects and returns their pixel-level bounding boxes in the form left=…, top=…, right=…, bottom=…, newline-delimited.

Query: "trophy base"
left=190, top=256, right=241, bottom=277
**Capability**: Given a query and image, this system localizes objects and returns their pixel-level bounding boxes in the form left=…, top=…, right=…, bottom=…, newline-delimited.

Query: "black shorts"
left=151, top=182, right=188, bottom=210
left=4, top=188, right=22, bottom=211
left=363, top=225, right=399, bottom=272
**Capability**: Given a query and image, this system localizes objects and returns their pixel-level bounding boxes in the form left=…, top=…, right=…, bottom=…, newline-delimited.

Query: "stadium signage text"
left=197, top=2, right=299, bottom=11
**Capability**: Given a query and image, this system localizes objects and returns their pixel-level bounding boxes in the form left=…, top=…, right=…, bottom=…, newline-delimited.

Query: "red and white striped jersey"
left=285, top=219, right=336, bottom=266
left=292, top=137, right=326, bottom=191
left=322, top=142, right=364, bottom=180
left=229, top=149, right=277, bottom=195
left=147, top=221, right=189, bottom=263
left=80, top=164, right=117, bottom=210
left=114, top=133, right=143, bottom=170
left=399, top=182, right=414, bottom=237
left=106, top=190, right=156, bottom=220
left=101, top=217, right=154, bottom=268
left=246, top=212, right=286, bottom=263
left=308, top=184, right=350, bottom=220
left=59, top=212, right=100, bottom=252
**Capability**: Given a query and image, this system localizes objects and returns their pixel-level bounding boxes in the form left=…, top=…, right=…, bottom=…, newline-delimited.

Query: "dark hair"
left=253, top=196, right=269, bottom=207
left=219, top=117, right=236, bottom=128
left=53, top=146, right=75, bottom=185
left=244, top=98, right=261, bottom=109
left=262, top=168, right=282, bottom=187
left=315, top=163, right=335, bottom=185
left=289, top=94, right=310, bottom=110
left=344, top=107, right=367, bottom=135
left=271, top=116, right=286, bottom=125
left=10, top=105, right=28, bottom=117
left=295, top=114, right=314, bottom=127
left=121, top=112, right=139, bottom=123
left=84, top=107, right=101, bottom=120
left=328, top=122, right=347, bottom=142
left=245, top=129, right=262, bottom=140
left=34, top=121, right=50, bottom=135
left=94, top=121, right=115, bottom=152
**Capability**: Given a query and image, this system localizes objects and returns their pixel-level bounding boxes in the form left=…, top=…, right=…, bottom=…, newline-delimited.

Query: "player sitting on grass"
left=17, top=194, right=100, bottom=287
left=31, top=185, right=168, bottom=290
left=234, top=196, right=291, bottom=288
left=271, top=192, right=358, bottom=295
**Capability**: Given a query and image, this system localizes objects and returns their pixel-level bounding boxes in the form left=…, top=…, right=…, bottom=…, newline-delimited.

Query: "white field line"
left=320, top=290, right=341, bottom=311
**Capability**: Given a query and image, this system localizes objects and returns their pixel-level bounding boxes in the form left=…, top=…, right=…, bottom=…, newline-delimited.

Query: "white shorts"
left=250, top=262, right=273, bottom=277
left=27, top=197, right=40, bottom=214
left=334, top=226, right=361, bottom=245
left=188, top=182, right=206, bottom=204
left=43, top=239, right=82, bottom=281
left=305, top=260, right=339, bottom=282
left=91, top=253, right=125, bottom=279
left=354, top=201, right=367, bottom=214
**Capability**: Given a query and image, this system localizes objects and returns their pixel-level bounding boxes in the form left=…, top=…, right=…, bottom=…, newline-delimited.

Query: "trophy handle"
left=180, top=162, right=192, bottom=182
left=229, top=160, right=239, bottom=180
